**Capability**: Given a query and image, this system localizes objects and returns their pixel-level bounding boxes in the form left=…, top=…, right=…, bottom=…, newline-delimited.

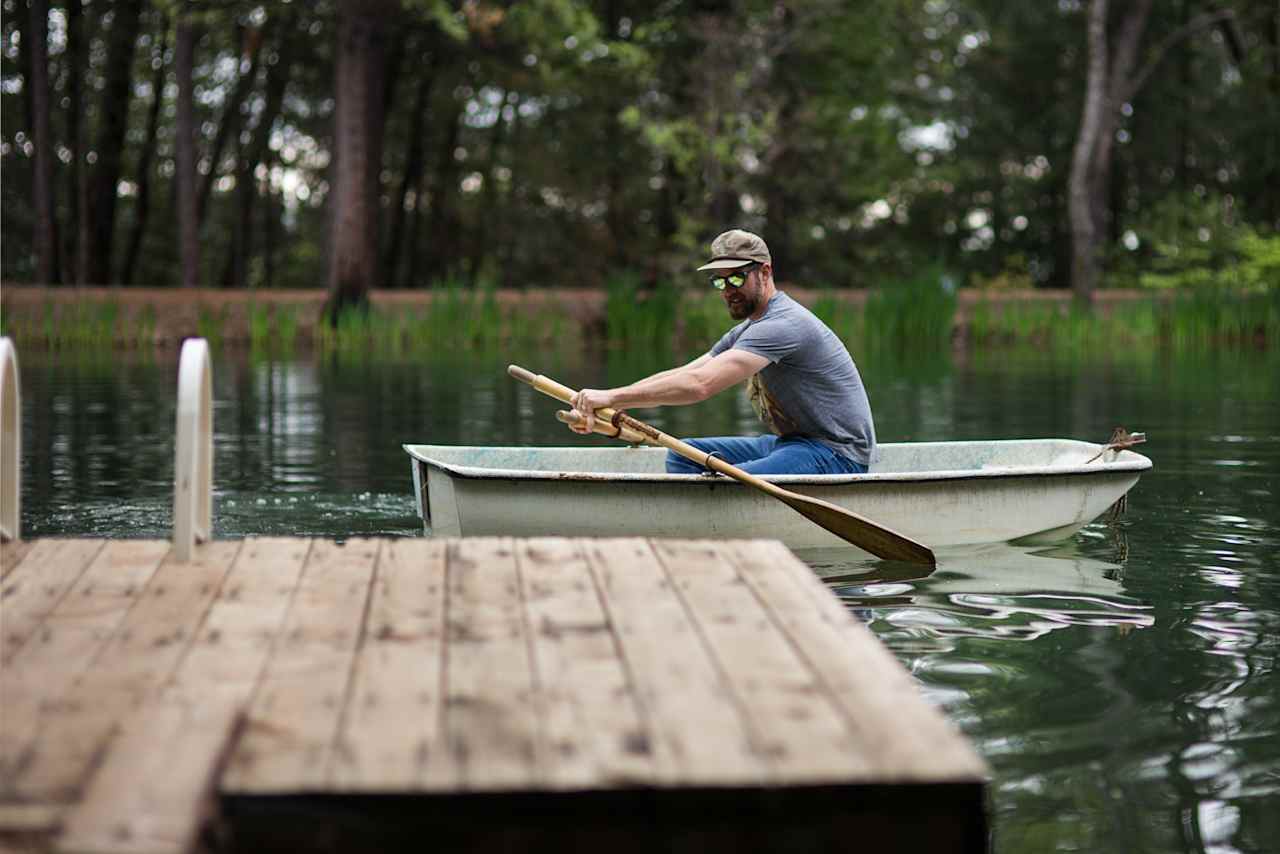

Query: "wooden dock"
left=0, top=536, right=988, bottom=853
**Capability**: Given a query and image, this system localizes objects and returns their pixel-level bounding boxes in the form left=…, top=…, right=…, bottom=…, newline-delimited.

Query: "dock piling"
left=173, top=338, right=213, bottom=561
left=0, top=337, right=20, bottom=542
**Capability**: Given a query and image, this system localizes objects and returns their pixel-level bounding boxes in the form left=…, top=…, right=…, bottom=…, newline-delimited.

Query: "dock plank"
left=653, top=539, right=867, bottom=783
left=0, top=540, right=170, bottom=792
left=222, top=538, right=378, bottom=792
left=0, top=538, right=38, bottom=581
left=11, top=541, right=243, bottom=802
left=1, top=539, right=106, bottom=665
left=55, top=690, right=245, bottom=854
left=55, top=538, right=314, bottom=854
left=582, top=538, right=762, bottom=785
left=175, top=536, right=313, bottom=693
left=724, top=540, right=988, bottom=780
left=329, top=538, right=447, bottom=790
left=516, top=538, right=653, bottom=789
left=2, top=535, right=989, bottom=853
left=434, top=537, right=539, bottom=791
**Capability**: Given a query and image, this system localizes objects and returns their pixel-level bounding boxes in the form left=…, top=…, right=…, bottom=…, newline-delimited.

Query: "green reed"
left=248, top=303, right=301, bottom=356
left=809, top=290, right=867, bottom=348
left=7, top=277, right=1274, bottom=358
left=863, top=270, right=957, bottom=350
left=314, top=285, right=572, bottom=357
left=131, top=304, right=157, bottom=348
left=4, top=298, right=148, bottom=349
left=21, top=299, right=123, bottom=349
left=604, top=273, right=681, bottom=351
left=676, top=291, right=728, bottom=354
left=965, top=288, right=1278, bottom=352
left=196, top=305, right=227, bottom=347
left=1161, top=288, right=1279, bottom=348
left=248, top=302, right=272, bottom=350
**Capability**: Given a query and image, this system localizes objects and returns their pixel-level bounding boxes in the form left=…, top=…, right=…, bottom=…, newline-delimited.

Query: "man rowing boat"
left=568, top=229, right=876, bottom=475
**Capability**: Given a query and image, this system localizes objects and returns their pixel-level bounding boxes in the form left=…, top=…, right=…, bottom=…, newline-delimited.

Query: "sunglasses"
left=709, top=263, right=759, bottom=290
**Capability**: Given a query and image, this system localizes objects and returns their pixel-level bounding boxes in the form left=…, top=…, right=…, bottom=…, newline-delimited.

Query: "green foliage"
left=5, top=0, right=1275, bottom=296
left=1116, top=193, right=1263, bottom=293
left=1232, top=233, right=1280, bottom=293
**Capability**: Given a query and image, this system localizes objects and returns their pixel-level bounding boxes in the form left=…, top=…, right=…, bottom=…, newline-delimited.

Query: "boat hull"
left=404, top=442, right=1151, bottom=552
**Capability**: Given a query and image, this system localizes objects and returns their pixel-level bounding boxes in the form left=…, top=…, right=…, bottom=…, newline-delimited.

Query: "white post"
left=173, top=338, right=213, bottom=561
left=0, top=337, right=20, bottom=541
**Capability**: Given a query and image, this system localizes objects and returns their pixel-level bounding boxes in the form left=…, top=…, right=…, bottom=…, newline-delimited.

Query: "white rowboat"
left=403, top=439, right=1151, bottom=554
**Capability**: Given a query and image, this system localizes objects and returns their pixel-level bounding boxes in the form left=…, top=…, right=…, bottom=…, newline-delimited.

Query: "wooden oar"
left=508, top=364, right=936, bottom=566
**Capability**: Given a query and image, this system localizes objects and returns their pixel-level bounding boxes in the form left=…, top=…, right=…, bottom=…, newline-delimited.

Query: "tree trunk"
left=64, top=0, right=86, bottom=284
left=403, top=167, right=428, bottom=288
left=762, top=97, right=800, bottom=280
left=229, top=27, right=292, bottom=289
left=1091, top=0, right=1151, bottom=248
left=85, top=0, right=142, bottom=285
left=220, top=148, right=242, bottom=287
left=1269, top=2, right=1280, bottom=230
left=175, top=14, right=201, bottom=289
left=29, top=0, right=61, bottom=284
left=467, top=89, right=509, bottom=285
left=381, top=28, right=408, bottom=123
left=197, top=23, right=264, bottom=224
left=383, top=53, right=436, bottom=289
left=1068, top=0, right=1109, bottom=304
left=424, top=94, right=465, bottom=283
left=263, top=148, right=279, bottom=288
left=325, top=0, right=397, bottom=321
left=120, top=15, right=169, bottom=286
left=1068, top=0, right=1236, bottom=301
left=496, top=96, right=524, bottom=284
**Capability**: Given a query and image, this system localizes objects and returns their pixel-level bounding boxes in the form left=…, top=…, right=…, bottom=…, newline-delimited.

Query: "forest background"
left=2, top=0, right=1278, bottom=331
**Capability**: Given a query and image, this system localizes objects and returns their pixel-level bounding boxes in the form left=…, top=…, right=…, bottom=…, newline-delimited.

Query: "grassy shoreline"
left=1, top=283, right=1275, bottom=354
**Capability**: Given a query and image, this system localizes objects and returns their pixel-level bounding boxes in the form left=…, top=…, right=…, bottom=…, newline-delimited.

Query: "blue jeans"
left=665, top=435, right=867, bottom=476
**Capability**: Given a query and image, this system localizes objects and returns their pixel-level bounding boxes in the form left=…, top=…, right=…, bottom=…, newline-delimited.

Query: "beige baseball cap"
left=696, top=229, right=772, bottom=271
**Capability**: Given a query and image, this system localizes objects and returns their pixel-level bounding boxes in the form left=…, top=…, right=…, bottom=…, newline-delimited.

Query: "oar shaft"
left=609, top=409, right=780, bottom=492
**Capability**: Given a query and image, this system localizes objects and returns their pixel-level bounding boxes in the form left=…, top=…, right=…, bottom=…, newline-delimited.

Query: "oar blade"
left=780, top=492, right=936, bottom=566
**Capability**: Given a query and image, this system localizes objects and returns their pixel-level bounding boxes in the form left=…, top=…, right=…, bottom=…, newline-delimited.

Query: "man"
left=569, top=229, right=876, bottom=475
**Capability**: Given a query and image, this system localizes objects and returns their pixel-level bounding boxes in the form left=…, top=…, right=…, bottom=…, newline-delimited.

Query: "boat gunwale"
left=402, top=441, right=1153, bottom=486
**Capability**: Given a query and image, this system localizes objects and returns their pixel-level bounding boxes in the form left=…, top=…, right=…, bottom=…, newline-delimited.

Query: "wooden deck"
left=0, top=536, right=988, bottom=853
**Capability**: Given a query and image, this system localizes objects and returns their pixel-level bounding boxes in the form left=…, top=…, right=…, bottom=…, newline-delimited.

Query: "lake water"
left=12, top=342, right=1280, bottom=853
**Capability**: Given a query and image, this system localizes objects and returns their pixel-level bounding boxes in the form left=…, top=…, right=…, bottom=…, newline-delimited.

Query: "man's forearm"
left=609, top=370, right=709, bottom=409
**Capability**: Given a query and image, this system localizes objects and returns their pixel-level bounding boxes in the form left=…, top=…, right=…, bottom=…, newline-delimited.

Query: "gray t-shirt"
left=710, top=291, right=876, bottom=466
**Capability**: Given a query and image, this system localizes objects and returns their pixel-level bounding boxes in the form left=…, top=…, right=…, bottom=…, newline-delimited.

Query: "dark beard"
left=726, top=293, right=756, bottom=320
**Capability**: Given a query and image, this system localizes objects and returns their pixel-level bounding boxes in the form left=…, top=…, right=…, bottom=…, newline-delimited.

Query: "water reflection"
left=800, top=540, right=1155, bottom=651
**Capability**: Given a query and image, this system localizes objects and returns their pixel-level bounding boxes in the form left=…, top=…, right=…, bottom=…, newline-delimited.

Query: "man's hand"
left=568, top=388, right=614, bottom=434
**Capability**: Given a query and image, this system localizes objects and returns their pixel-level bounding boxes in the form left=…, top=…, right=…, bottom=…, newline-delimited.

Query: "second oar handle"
left=555, top=410, right=654, bottom=446
left=508, top=365, right=593, bottom=409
